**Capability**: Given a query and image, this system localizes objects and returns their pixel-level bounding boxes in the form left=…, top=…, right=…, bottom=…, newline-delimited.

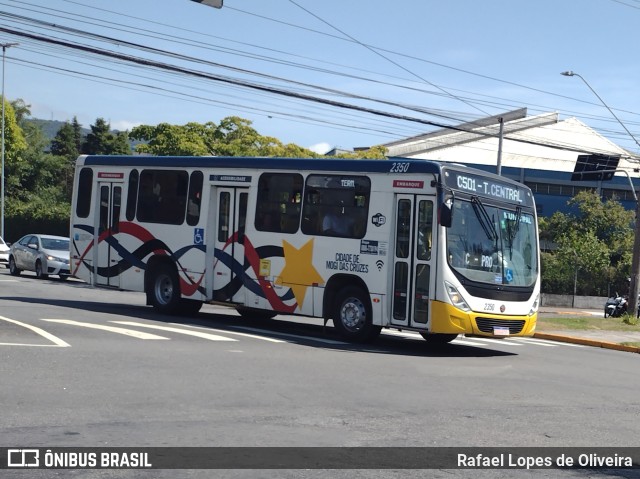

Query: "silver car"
left=0, top=236, right=9, bottom=267
left=8, top=234, right=71, bottom=279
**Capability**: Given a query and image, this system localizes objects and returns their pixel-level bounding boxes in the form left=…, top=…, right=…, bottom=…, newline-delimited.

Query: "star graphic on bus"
left=276, top=239, right=324, bottom=309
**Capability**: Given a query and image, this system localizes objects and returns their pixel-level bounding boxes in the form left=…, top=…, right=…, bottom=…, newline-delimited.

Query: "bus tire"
left=332, top=286, right=381, bottom=342
left=149, top=262, right=181, bottom=314
left=420, top=332, right=458, bottom=344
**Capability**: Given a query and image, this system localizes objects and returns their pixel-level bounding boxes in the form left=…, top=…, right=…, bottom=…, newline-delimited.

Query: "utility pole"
left=1, top=42, right=18, bottom=240
left=496, top=117, right=504, bottom=176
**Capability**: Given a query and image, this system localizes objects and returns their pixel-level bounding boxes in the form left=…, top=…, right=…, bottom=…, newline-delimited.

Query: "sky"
left=1, top=0, right=639, bottom=156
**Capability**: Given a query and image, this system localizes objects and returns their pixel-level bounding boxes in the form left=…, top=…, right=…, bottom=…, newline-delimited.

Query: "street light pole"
left=1, top=42, right=18, bottom=241
left=561, top=70, right=640, bottom=317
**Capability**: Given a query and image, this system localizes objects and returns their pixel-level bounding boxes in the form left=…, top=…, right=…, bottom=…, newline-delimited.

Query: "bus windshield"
left=447, top=197, right=537, bottom=287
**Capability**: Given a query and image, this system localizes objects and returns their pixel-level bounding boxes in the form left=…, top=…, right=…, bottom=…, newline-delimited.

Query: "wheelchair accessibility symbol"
left=193, top=228, right=204, bottom=245
left=505, top=268, right=513, bottom=283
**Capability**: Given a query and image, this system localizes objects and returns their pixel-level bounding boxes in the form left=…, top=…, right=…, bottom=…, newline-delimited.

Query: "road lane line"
left=508, top=338, right=556, bottom=347
left=41, top=319, right=169, bottom=340
left=0, top=315, right=70, bottom=347
left=111, top=321, right=237, bottom=341
left=515, top=337, right=585, bottom=348
left=230, top=325, right=348, bottom=345
left=473, top=338, right=523, bottom=347
left=171, top=323, right=285, bottom=343
left=451, top=338, right=491, bottom=346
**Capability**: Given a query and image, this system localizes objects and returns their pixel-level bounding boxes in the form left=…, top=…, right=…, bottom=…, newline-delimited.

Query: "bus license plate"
left=493, top=327, right=509, bottom=336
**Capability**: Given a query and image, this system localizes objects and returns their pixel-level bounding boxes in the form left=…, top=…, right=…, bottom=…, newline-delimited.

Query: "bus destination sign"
left=444, top=169, right=534, bottom=207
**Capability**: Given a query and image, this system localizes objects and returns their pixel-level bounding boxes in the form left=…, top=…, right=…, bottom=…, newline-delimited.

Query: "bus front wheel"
left=149, top=263, right=181, bottom=314
left=332, top=286, right=381, bottom=342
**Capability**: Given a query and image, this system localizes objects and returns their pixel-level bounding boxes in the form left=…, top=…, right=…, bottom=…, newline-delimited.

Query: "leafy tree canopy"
left=130, top=116, right=387, bottom=159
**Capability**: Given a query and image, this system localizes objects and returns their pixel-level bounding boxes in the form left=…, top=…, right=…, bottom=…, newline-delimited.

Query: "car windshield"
left=0, top=237, right=5, bottom=246
left=446, top=198, right=538, bottom=287
left=41, top=238, right=69, bottom=251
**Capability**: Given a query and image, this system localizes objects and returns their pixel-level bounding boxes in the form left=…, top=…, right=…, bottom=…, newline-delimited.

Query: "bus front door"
left=96, top=182, right=122, bottom=287
left=391, top=195, right=435, bottom=329
left=210, top=188, right=249, bottom=303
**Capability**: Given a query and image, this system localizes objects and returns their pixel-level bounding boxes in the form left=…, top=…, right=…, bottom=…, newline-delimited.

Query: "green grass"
left=537, top=315, right=640, bottom=332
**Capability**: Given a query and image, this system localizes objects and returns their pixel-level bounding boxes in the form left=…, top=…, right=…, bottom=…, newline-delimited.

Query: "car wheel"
left=332, top=286, right=381, bottom=342
left=8, top=256, right=21, bottom=276
left=35, top=260, right=48, bottom=279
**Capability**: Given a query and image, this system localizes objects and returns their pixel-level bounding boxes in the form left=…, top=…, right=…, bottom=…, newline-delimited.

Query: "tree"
left=539, top=191, right=635, bottom=296
left=82, top=118, right=130, bottom=155
left=51, top=121, right=81, bottom=159
left=1, top=98, right=28, bottom=179
left=51, top=118, right=84, bottom=200
left=130, top=115, right=388, bottom=159
left=10, top=98, right=31, bottom=125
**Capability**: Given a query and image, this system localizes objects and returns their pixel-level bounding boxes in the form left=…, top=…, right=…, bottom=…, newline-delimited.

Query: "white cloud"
left=308, top=142, right=332, bottom=154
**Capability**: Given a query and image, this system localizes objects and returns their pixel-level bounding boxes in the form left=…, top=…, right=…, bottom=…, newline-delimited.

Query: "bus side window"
left=301, top=175, right=370, bottom=239
left=255, top=173, right=302, bottom=233
left=137, top=170, right=188, bottom=224
left=125, top=169, right=139, bottom=221
left=187, top=171, right=203, bottom=226
left=76, top=168, right=93, bottom=218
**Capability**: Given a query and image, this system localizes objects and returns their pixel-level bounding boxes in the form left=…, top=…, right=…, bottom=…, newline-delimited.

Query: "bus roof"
left=79, top=154, right=442, bottom=174
left=78, top=155, right=524, bottom=186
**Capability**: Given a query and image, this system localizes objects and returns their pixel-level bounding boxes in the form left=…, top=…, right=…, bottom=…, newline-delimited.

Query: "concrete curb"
left=534, top=332, right=640, bottom=354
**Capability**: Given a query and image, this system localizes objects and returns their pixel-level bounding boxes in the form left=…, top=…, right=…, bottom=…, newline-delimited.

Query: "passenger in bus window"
left=322, top=203, right=354, bottom=236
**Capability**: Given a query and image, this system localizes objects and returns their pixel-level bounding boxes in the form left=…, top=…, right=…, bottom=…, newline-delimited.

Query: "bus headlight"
left=529, top=294, right=540, bottom=316
left=445, top=281, right=471, bottom=312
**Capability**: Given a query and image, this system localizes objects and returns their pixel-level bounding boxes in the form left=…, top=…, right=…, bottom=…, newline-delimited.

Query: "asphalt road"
left=1, top=268, right=639, bottom=479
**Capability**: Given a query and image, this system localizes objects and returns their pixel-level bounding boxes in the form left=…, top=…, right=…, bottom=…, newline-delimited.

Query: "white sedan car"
left=8, top=234, right=70, bottom=279
left=0, top=236, right=9, bottom=267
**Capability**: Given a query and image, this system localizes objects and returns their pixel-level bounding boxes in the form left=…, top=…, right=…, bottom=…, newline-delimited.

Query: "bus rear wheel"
left=332, top=286, right=381, bottom=342
left=420, top=332, right=458, bottom=344
left=149, top=263, right=181, bottom=314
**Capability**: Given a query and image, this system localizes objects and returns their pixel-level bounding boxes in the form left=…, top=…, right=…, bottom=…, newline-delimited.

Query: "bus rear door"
left=209, top=187, right=249, bottom=303
left=391, top=195, right=435, bottom=329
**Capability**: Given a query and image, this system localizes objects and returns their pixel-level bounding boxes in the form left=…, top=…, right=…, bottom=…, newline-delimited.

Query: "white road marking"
left=508, top=337, right=556, bottom=347
left=230, top=325, right=349, bottom=345
left=451, top=338, right=492, bottom=346
left=514, top=337, right=585, bottom=348
left=472, top=337, right=523, bottom=347
left=170, top=323, right=285, bottom=343
left=41, top=319, right=169, bottom=340
left=111, top=321, right=237, bottom=341
left=0, top=315, right=70, bottom=347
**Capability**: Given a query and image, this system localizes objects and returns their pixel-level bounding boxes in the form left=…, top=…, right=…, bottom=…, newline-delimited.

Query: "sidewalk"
left=535, top=306, right=640, bottom=353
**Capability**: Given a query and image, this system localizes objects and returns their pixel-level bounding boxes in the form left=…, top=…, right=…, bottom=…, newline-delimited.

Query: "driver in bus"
left=322, top=202, right=354, bottom=236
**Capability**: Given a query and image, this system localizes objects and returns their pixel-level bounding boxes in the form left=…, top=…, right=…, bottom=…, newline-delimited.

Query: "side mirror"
left=440, top=203, right=452, bottom=227
left=28, top=243, right=38, bottom=250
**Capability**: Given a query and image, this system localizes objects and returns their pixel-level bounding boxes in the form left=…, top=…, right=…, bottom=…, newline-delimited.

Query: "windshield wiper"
left=504, top=206, right=522, bottom=257
left=471, top=196, right=498, bottom=242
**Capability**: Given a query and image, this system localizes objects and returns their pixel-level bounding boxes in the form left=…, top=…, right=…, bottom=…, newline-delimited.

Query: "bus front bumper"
left=430, top=300, right=537, bottom=337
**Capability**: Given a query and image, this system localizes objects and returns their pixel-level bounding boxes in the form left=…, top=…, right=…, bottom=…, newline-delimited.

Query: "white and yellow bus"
left=70, top=155, right=540, bottom=343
